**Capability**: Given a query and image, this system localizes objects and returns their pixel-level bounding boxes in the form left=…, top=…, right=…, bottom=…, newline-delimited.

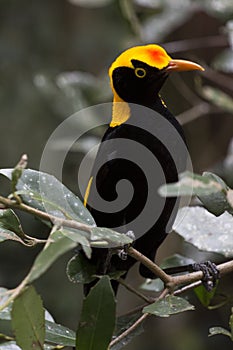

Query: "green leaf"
left=198, top=172, right=233, bottom=216
left=174, top=206, right=233, bottom=257
left=77, top=276, right=116, bottom=350
left=61, top=228, right=91, bottom=258
left=11, top=286, right=45, bottom=350
left=209, top=326, right=232, bottom=339
left=159, top=171, right=223, bottom=198
left=0, top=288, right=75, bottom=348
left=194, top=284, right=217, bottom=308
left=45, top=320, right=75, bottom=347
left=90, top=227, right=133, bottom=248
left=66, top=253, right=96, bottom=284
left=11, top=155, right=28, bottom=193
left=0, top=210, right=23, bottom=237
left=141, top=254, right=195, bottom=292
left=27, top=230, right=77, bottom=284
left=0, top=168, right=95, bottom=226
left=0, top=209, right=35, bottom=246
left=111, top=312, right=144, bottom=350
left=143, top=295, right=195, bottom=317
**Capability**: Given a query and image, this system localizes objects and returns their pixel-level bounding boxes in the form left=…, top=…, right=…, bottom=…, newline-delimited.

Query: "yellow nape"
left=110, top=94, right=131, bottom=127
left=84, top=176, right=93, bottom=207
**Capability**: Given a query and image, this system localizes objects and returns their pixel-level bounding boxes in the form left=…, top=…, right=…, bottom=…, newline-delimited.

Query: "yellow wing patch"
left=84, top=176, right=93, bottom=207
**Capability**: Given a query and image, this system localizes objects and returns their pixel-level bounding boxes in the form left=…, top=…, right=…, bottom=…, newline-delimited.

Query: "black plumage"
left=83, top=46, right=202, bottom=294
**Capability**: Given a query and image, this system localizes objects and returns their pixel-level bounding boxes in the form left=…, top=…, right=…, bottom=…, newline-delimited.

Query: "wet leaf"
left=198, top=172, right=233, bottom=216
left=159, top=171, right=223, bottom=197
left=11, top=286, right=45, bottom=350
left=0, top=210, right=23, bottom=237
left=66, top=253, right=96, bottom=284
left=60, top=228, right=91, bottom=258
left=174, top=207, right=233, bottom=257
left=0, top=168, right=95, bottom=226
left=0, top=209, right=36, bottom=246
left=45, top=320, right=75, bottom=347
left=143, top=295, right=194, bottom=317
left=209, top=326, right=232, bottom=339
left=0, top=210, right=24, bottom=244
left=77, top=276, right=116, bottom=350
left=90, top=227, right=133, bottom=248
left=27, top=230, right=77, bottom=283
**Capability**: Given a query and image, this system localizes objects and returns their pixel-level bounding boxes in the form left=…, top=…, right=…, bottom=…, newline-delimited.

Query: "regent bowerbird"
left=82, top=44, right=218, bottom=295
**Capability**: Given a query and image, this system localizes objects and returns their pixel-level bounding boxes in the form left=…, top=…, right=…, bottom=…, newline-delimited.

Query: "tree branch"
left=127, top=246, right=173, bottom=285
left=110, top=313, right=149, bottom=348
left=0, top=195, right=92, bottom=234
left=127, top=246, right=233, bottom=292
left=1, top=193, right=233, bottom=292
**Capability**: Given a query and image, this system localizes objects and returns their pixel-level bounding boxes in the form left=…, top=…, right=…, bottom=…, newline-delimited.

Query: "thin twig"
left=177, top=102, right=211, bottom=125
left=110, top=313, right=149, bottom=348
left=202, top=66, right=233, bottom=92
left=118, top=278, right=152, bottom=303
left=163, top=35, right=229, bottom=53
left=174, top=281, right=202, bottom=296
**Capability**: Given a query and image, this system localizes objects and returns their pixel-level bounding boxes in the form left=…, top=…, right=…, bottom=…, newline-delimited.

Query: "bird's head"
left=109, top=44, right=204, bottom=127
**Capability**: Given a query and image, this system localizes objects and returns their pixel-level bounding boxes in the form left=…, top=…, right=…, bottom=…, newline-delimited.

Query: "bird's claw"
left=118, top=249, right=128, bottom=260
left=192, top=261, right=219, bottom=292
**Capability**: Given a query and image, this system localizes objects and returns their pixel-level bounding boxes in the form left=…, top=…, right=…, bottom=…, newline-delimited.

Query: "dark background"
left=0, top=0, right=233, bottom=349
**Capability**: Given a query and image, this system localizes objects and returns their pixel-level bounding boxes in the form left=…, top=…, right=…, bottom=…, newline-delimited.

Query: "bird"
left=83, top=44, right=204, bottom=295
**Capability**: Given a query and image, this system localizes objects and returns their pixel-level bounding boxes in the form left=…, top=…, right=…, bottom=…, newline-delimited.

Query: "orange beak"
left=165, top=59, right=204, bottom=72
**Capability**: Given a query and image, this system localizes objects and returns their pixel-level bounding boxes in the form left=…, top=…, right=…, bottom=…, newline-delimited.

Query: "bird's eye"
left=135, top=67, right=146, bottom=78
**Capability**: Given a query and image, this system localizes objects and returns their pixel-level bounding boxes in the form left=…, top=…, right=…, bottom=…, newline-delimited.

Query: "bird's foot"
left=118, top=230, right=135, bottom=260
left=191, top=261, right=219, bottom=292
